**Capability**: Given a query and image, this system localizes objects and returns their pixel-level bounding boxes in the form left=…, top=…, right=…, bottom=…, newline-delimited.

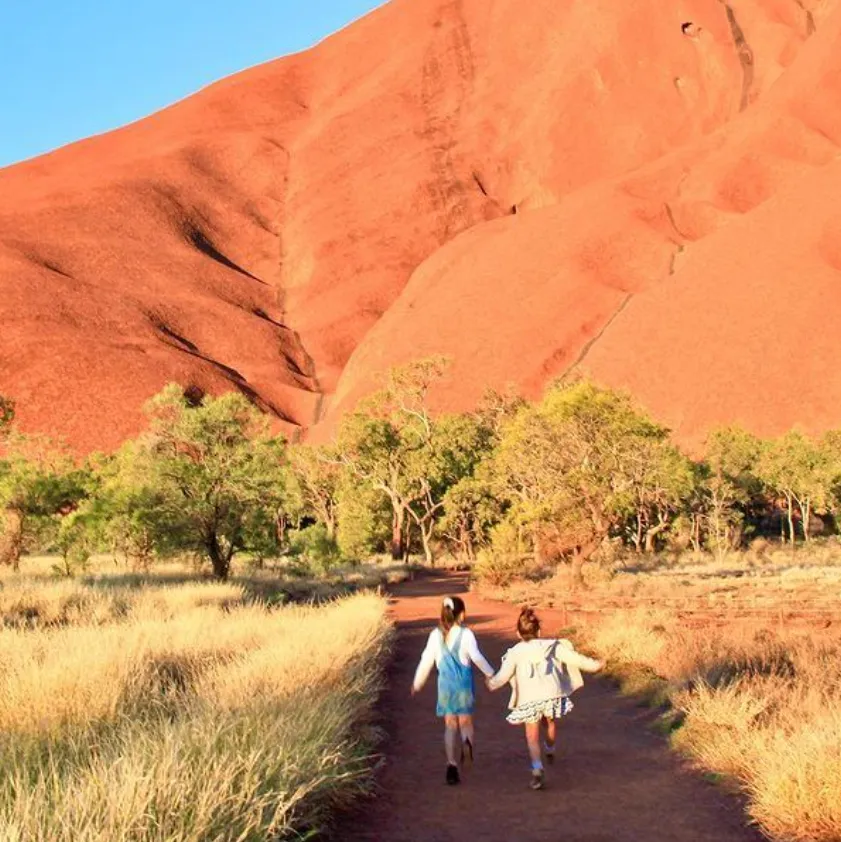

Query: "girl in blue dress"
left=412, top=595, right=495, bottom=785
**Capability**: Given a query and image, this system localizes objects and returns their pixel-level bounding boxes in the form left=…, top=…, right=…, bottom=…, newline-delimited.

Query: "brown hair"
left=440, top=596, right=466, bottom=633
left=517, top=606, right=541, bottom=640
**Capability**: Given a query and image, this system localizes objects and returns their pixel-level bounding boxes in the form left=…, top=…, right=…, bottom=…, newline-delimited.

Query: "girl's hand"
left=410, top=685, right=419, bottom=697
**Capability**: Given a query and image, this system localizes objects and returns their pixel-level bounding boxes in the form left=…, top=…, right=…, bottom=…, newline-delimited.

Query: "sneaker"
left=462, top=738, right=474, bottom=766
left=530, top=769, right=545, bottom=790
left=446, top=764, right=460, bottom=786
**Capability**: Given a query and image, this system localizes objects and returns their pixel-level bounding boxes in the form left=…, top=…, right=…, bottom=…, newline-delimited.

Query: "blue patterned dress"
left=436, top=627, right=476, bottom=716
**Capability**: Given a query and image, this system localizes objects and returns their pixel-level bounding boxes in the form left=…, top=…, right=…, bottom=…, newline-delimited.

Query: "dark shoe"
left=462, top=738, right=474, bottom=766
left=545, top=748, right=556, bottom=765
left=530, top=769, right=545, bottom=790
left=446, top=764, right=460, bottom=785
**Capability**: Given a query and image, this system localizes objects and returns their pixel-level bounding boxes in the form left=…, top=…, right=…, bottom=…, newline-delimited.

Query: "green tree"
left=336, top=357, right=450, bottom=562
left=700, top=426, right=762, bottom=557
left=116, top=385, right=289, bottom=579
left=403, top=412, right=492, bottom=563
left=336, top=358, right=493, bottom=564
left=0, top=396, right=14, bottom=437
left=473, top=387, right=527, bottom=442
left=492, top=381, right=670, bottom=582
left=53, top=508, right=97, bottom=577
left=758, top=430, right=835, bottom=543
left=288, top=445, right=342, bottom=540
left=624, top=438, right=696, bottom=554
left=0, top=433, right=89, bottom=569
left=336, top=475, right=391, bottom=560
left=440, top=473, right=503, bottom=561
left=87, top=445, right=181, bottom=570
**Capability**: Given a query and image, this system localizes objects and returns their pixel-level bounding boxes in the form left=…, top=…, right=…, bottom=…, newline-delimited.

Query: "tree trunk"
left=644, top=521, right=669, bottom=554
left=801, top=499, right=812, bottom=542
left=465, top=529, right=475, bottom=563
left=420, top=522, right=434, bottom=566
left=532, top=527, right=544, bottom=566
left=325, top=512, right=336, bottom=542
left=570, top=549, right=585, bottom=588
left=402, top=517, right=412, bottom=563
left=276, top=513, right=288, bottom=549
left=632, top=512, right=644, bottom=554
left=570, top=534, right=603, bottom=589
left=391, top=505, right=405, bottom=561
left=690, top=514, right=701, bottom=553
left=0, top=508, right=23, bottom=570
left=206, top=532, right=231, bottom=580
left=786, top=492, right=796, bottom=545
left=710, top=495, right=727, bottom=561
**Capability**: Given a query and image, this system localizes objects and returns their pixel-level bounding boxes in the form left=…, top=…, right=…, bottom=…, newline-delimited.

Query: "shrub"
left=289, top=524, right=342, bottom=574
left=472, top=549, right=529, bottom=587
left=336, top=481, right=391, bottom=561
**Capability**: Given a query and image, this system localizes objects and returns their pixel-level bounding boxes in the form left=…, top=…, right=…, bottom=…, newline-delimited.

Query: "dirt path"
left=336, top=571, right=764, bottom=842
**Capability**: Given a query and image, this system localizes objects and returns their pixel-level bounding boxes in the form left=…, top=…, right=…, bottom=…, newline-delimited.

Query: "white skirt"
left=506, top=696, right=574, bottom=725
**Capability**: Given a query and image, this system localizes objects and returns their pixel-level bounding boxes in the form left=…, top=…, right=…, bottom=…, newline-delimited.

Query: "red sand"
left=1, top=0, right=839, bottom=451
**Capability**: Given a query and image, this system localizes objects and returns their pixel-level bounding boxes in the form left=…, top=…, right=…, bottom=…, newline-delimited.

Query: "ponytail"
left=440, top=596, right=466, bottom=633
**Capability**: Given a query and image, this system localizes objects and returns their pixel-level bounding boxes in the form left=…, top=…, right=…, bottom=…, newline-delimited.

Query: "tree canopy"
left=103, top=385, right=289, bottom=578
left=5, top=367, right=841, bottom=582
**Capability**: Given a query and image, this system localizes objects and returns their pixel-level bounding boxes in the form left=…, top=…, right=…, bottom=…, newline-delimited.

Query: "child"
left=487, top=606, right=603, bottom=790
left=412, top=595, right=495, bottom=785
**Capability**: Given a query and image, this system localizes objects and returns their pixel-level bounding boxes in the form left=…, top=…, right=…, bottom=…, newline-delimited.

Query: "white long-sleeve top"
left=412, top=625, right=495, bottom=692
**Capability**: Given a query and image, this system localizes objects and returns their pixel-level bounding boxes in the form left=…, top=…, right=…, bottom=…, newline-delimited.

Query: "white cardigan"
left=412, top=626, right=495, bottom=692
left=488, top=638, right=602, bottom=708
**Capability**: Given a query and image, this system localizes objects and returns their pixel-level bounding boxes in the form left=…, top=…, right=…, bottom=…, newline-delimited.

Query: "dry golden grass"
left=0, top=584, right=391, bottom=841
left=482, top=545, right=841, bottom=842
left=0, top=554, right=411, bottom=629
left=0, top=576, right=246, bottom=628
left=485, top=544, right=841, bottom=626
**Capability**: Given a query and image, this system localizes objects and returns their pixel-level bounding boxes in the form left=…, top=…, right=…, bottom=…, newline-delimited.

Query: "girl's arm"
left=487, top=650, right=517, bottom=691
left=464, top=629, right=495, bottom=678
left=556, top=640, right=604, bottom=673
left=411, top=631, right=438, bottom=693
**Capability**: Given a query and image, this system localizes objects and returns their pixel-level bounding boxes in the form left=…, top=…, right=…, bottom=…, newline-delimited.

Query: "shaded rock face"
left=0, top=0, right=839, bottom=452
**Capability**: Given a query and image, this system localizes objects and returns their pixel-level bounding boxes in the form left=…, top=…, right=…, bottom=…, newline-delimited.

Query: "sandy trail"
left=335, top=571, right=765, bottom=842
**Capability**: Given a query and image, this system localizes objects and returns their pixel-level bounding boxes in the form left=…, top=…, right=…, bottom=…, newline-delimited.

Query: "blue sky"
left=0, top=1, right=384, bottom=168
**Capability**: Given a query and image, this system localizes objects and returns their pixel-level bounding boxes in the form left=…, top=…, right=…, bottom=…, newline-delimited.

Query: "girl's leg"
left=525, top=721, right=546, bottom=789
left=457, top=715, right=474, bottom=762
left=524, top=721, right=543, bottom=770
left=543, top=716, right=557, bottom=762
left=457, top=715, right=474, bottom=744
left=443, top=715, right=460, bottom=766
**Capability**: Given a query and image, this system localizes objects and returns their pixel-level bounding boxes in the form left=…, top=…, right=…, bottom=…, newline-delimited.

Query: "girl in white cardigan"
left=487, top=607, right=603, bottom=790
left=412, top=596, right=495, bottom=786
